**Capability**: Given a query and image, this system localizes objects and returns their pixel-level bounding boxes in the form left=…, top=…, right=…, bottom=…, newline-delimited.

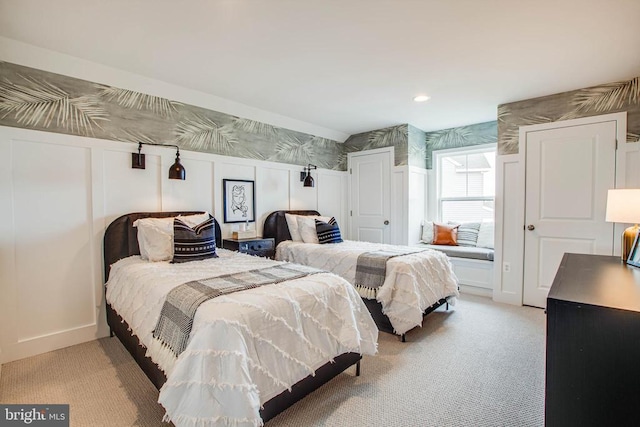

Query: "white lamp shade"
left=605, top=189, right=640, bottom=223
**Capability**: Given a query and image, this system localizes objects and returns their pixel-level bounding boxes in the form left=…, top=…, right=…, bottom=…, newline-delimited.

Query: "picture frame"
left=223, top=179, right=255, bottom=223
left=627, top=231, right=640, bottom=268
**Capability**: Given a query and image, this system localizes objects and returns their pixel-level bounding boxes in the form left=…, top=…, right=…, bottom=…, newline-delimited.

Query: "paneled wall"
left=0, top=125, right=347, bottom=364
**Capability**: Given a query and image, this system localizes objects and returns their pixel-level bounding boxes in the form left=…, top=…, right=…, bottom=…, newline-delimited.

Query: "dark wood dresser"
left=546, top=253, right=640, bottom=426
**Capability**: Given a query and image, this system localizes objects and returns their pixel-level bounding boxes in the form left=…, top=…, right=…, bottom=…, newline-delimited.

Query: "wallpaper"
left=408, top=124, right=427, bottom=169
left=424, top=121, right=497, bottom=169
left=498, top=76, right=640, bottom=155
left=343, top=124, right=410, bottom=166
left=0, top=61, right=345, bottom=170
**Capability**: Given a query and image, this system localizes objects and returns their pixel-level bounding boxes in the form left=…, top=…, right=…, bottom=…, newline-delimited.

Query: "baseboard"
left=458, top=284, right=493, bottom=298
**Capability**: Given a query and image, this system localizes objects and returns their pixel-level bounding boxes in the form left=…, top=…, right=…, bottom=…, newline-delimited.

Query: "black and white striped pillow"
left=315, top=217, right=343, bottom=244
left=456, top=222, right=481, bottom=247
left=172, top=217, right=218, bottom=263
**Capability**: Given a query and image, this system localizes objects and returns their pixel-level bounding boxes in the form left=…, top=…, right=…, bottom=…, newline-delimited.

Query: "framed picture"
left=628, top=231, right=640, bottom=268
left=223, top=179, right=255, bottom=223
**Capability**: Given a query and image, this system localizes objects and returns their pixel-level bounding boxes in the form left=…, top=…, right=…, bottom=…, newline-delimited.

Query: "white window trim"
left=433, top=143, right=497, bottom=222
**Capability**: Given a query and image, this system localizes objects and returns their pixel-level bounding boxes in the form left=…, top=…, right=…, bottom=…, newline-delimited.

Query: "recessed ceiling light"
left=413, top=95, right=430, bottom=102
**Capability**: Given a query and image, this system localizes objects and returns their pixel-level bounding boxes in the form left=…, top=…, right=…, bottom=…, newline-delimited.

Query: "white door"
left=523, top=120, right=617, bottom=308
left=348, top=148, right=392, bottom=243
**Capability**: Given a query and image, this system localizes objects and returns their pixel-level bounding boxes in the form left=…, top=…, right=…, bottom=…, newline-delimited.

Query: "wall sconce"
left=132, top=142, right=186, bottom=180
left=300, top=164, right=317, bottom=187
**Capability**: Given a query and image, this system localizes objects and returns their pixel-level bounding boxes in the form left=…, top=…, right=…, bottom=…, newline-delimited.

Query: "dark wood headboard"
left=263, top=210, right=321, bottom=247
left=103, top=211, right=222, bottom=282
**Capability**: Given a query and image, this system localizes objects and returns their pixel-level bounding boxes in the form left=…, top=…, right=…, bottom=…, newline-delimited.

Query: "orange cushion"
left=433, top=223, right=459, bottom=245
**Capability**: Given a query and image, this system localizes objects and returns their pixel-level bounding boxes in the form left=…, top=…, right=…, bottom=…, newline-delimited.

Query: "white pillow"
left=134, top=212, right=211, bottom=261
left=421, top=221, right=434, bottom=244
left=134, top=218, right=173, bottom=261
left=298, top=215, right=331, bottom=244
left=476, top=221, right=495, bottom=249
left=179, top=212, right=211, bottom=228
left=285, top=213, right=303, bottom=242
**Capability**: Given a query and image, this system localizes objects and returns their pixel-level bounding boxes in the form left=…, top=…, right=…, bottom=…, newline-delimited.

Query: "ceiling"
left=1, top=0, right=639, bottom=141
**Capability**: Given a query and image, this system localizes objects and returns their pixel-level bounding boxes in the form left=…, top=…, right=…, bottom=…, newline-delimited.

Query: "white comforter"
left=105, top=249, right=378, bottom=427
left=276, top=240, right=459, bottom=335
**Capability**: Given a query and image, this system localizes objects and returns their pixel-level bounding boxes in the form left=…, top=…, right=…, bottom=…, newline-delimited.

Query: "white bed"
left=104, top=212, right=378, bottom=427
left=276, top=240, right=459, bottom=336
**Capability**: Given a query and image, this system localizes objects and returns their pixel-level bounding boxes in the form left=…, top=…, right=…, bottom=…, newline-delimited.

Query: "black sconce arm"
left=131, top=141, right=186, bottom=180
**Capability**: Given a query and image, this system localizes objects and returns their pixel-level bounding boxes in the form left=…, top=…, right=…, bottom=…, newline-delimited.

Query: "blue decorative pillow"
left=172, top=217, right=218, bottom=263
left=315, top=217, right=343, bottom=244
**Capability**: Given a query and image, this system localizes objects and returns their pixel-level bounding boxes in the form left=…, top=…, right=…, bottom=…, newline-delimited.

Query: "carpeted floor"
left=0, top=294, right=546, bottom=426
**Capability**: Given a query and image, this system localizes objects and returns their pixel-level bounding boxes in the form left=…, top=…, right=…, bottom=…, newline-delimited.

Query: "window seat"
left=419, top=244, right=494, bottom=261
left=418, top=243, right=494, bottom=297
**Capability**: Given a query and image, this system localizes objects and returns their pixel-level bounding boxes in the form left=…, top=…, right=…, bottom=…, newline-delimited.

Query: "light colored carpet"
left=0, top=294, right=545, bottom=426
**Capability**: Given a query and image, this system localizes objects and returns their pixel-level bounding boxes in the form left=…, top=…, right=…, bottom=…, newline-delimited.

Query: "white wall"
left=0, top=126, right=347, bottom=364
left=407, top=167, right=428, bottom=245
left=493, top=154, right=525, bottom=305
left=389, top=165, right=427, bottom=246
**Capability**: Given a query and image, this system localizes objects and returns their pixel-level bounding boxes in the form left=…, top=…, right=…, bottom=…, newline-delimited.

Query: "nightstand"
left=222, top=237, right=275, bottom=259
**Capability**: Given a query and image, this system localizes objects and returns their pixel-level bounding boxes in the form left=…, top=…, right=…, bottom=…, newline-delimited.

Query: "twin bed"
left=104, top=212, right=377, bottom=427
left=263, top=210, right=459, bottom=340
left=104, top=210, right=458, bottom=426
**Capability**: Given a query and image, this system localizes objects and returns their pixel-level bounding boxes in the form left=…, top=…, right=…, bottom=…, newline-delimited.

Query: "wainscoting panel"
left=290, top=174, right=318, bottom=211
left=13, top=140, right=96, bottom=341
left=317, top=171, right=345, bottom=228
left=256, top=167, right=291, bottom=236
left=215, top=162, right=256, bottom=237
left=0, top=132, right=102, bottom=363
left=408, top=167, right=427, bottom=246
left=494, top=154, right=524, bottom=305
left=622, top=143, right=640, bottom=188
left=162, top=156, right=215, bottom=214
left=103, top=148, right=162, bottom=224
left=391, top=168, right=407, bottom=245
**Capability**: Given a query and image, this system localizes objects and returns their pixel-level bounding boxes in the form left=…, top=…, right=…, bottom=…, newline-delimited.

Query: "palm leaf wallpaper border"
left=424, top=121, right=497, bottom=169
left=498, top=76, right=640, bottom=155
left=0, top=61, right=345, bottom=170
left=3, top=61, right=636, bottom=168
left=344, top=124, right=411, bottom=166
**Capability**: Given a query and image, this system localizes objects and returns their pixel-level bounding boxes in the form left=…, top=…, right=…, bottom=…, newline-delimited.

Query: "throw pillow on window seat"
left=456, top=222, right=481, bottom=247
left=421, top=220, right=434, bottom=244
left=432, top=223, right=459, bottom=245
left=476, top=220, right=494, bottom=249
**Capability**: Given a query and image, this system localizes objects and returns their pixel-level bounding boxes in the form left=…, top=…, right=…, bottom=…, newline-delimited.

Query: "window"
left=434, top=144, right=496, bottom=224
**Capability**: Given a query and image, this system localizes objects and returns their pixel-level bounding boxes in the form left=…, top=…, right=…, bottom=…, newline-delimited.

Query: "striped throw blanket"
left=355, top=248, right=426, bottom=296
left=153, top=263, right=323, bottom=356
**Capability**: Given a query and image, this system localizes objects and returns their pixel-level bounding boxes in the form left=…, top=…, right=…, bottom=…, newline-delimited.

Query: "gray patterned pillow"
left=456, top=222, right=481, bottom=247
left=172, top=217, right=218, bottom=263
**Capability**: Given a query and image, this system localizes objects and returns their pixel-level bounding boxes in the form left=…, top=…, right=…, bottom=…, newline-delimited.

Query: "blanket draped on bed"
left=153, top=263, right=322, bottom=356
left=355, top=248, right=426, bottom=296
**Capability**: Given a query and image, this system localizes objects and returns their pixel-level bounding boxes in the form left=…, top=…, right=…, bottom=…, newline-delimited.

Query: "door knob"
left=527, top=224, right=535, bottom=231
left=384, top=220, right=390, bottom=225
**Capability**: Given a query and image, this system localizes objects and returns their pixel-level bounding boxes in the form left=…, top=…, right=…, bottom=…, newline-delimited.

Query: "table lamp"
left=605, top=189, right=640, bottom=262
